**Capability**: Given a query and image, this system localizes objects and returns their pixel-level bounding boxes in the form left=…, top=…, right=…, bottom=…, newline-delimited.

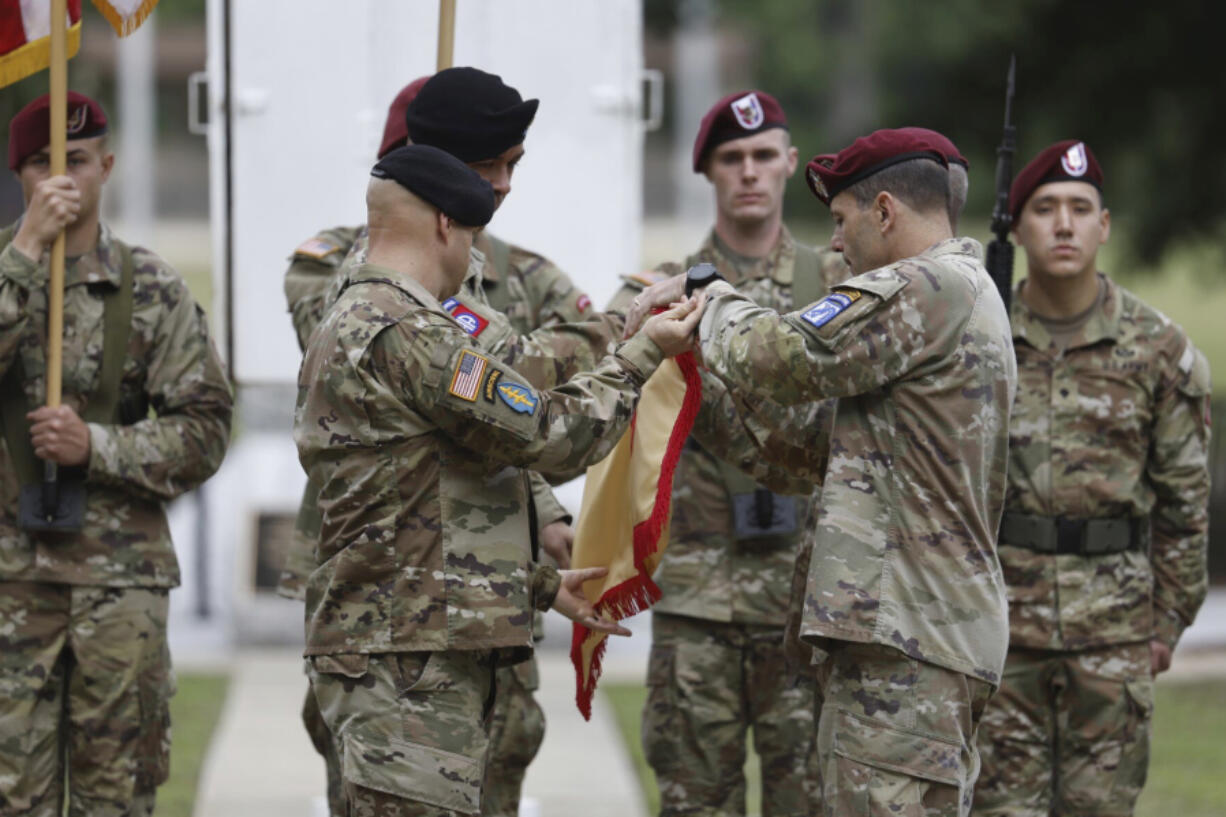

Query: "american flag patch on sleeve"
left=448, top=350, right=489, bottom=402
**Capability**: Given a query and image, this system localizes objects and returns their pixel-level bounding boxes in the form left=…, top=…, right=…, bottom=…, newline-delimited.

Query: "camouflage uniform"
left=608, top=228, right=845, bottom=817
left=973, top=276, right=1211, bottom=816
left=699, top=237, right=1016, bottom=817
left=281, top=225, right=603, bottom=816
left=0, top=224, right=233, bottom=816
left=293, top=258, right=645, bottom=816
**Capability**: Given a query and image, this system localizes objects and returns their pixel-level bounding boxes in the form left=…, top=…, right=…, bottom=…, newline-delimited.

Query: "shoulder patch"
left=800, top=288, right=861, bottom=329
left=625, top=269, right=670, bottom=288
left=576, top=294, right=592, bottom=314
left=294, top=237, right=342, bottom=260
left=448, top=350, right=489, bottom=402
left=483, top=368, right=504, bottom=402
left=441, top=297, right=489, bottom=337
left=497, top=381, right=539, bottom=415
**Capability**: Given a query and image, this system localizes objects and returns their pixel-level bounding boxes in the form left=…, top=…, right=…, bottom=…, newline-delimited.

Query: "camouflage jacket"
left=607, top=227, right=847, bottom=625
left=294, top=262, right=660, bottom=656
left=283, top=224, right=364, bottom=349
left=1004, top=275, right=1211, bottom=651
left=698, top=237, right=1017, bottom=684
left=0, top=223, right=233, bottom=587
left=278, top=228, right=600, bottom=599
left=474, top=231, right=594, bottom=332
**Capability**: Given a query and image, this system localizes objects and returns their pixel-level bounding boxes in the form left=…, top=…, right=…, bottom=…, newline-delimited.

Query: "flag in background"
left=92, top=0, right=158, bottom=37
left=0, top=0, right=159, bottom=89
left=0, top=0, right=82, bottom=87
left=570, top=352, right=702, bottom=720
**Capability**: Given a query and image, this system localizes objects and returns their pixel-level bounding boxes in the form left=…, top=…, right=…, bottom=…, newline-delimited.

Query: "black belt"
left=999, top=512, right=1146, bottom=555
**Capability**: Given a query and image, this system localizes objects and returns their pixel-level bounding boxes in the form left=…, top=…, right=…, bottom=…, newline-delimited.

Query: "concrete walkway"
left=192, top=646, right=648, bottom=817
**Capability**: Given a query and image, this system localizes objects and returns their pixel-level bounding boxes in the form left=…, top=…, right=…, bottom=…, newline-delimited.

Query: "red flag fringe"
left=571, top=351, right=703, bottom=720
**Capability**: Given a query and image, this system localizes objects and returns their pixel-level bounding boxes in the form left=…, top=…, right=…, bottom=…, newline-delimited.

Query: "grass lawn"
left=604, top=677, right=1226, bottom=816
left=157, top=672, right=230, bottom=817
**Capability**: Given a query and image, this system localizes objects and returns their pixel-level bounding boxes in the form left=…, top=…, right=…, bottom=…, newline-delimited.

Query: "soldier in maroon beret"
left=621, top=126, right=1016, bottom=816
left=973, top=140, right=1210, bottom=817
left=611, top=88, right=847, bottom=817
left=1, top=92, right=233, bottom=814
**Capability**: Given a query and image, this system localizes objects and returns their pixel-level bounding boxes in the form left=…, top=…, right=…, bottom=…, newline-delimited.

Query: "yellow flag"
left=570, top=352, right=702, bottom=719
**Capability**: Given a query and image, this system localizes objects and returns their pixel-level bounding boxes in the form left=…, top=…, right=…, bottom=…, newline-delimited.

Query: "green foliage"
left=157, top=672, right=229, bottom=817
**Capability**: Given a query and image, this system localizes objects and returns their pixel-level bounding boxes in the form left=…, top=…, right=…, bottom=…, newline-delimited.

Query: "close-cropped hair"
left=948, top=164, right=968, bottom=223
left=848, top=157, right=950, bottom=215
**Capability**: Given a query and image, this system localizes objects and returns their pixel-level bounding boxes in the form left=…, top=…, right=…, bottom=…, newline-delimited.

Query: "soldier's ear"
left=875, top=192, right=894, bottom=233
left=1099, top=208, right=1111, bottom=245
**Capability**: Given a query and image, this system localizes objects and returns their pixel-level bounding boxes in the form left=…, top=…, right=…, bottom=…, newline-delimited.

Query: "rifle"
left=986, top=55, right=1017, bottom=313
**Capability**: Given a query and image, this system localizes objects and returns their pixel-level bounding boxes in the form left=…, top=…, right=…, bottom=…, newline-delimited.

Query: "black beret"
left=405, top=66, right=539, bottom=163
left=372, top=144, right=496, bottom=227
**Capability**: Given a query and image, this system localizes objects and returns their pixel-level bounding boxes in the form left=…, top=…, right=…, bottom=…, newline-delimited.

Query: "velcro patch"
left=576, top=294, right=592, bottom=313
left=497, top=381, right=539, bottom=415
left=295, top=237, right=341, bottom=260
left=801, top=288, right=861, bottom=329
left=442, top=297, right=489, bottom=337
left=448, top=350, right=489, bottom=402
left=627, top=270, right=669, bottom=288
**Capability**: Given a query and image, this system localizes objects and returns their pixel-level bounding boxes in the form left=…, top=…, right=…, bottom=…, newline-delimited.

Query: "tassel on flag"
left=569, top=352, right=702, bottom=720
left=0, top=0, right=82, bottom=88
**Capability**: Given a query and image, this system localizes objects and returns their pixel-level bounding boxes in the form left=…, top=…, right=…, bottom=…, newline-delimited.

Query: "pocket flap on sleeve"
left=833, top=709, right=963, bottom=787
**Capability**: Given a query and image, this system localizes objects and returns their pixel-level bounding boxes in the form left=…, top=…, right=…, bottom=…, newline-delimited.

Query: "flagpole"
left=47, top=0, right=67, bottom=409
left=437, top=0, right=456, bottom=70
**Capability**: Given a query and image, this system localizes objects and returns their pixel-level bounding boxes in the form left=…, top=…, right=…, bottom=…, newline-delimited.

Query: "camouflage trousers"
left=483, top=660, right=545, bottom=817
left=308, top=650, right=497, bottom=816
left=813, top=641, right=994, bottom=817
left=303, top=656, right=544, bottom=817
left=972, top=642, right=1153, bottom=816
left=0, top=583, right=173, bottom=817
left=642, top=613, right=820, bottom=817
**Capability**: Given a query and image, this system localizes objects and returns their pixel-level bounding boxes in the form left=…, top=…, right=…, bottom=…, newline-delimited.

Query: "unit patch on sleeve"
left=801, top=288, right=861, bottom=329
left=576, top=294, right=592, bottom=313
left=448, top=350, right=489, bottom=402
left=441, top=297, right=489, bottom=337
left=497, top=381, right=539, bottom=415
left=484, top=368, right=504, bottom=402
left=294, top=237, right=340, bottom=260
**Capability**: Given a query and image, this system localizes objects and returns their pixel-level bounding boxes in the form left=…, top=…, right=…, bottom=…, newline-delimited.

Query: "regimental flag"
left=570, top=351, right=702, bottom=720
left=0, top=0, right=160, bottom=89
left=0, top=1, right=83, bottom=87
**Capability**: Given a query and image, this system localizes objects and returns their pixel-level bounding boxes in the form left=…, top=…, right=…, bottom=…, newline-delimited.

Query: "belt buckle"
left=1055, top=518, right=1085, bottom=555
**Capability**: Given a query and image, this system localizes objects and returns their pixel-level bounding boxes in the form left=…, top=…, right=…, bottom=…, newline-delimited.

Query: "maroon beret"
left=897, top=126, right=968, bottom=168
left=1009, top=139, right=1102, bottom=221
left=8, top=91, right=108, bottom=171
left=378, top=75, right=432, bottom=160
left=692, top=90, right=787, bottom=173
left=805, top=127, right=950, bottom=205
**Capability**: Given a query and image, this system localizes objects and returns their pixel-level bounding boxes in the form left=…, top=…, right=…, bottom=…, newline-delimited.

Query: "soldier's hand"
left=540, top=520, right=573, bottom=569
left=27, top=405, right=91, bottom=466
left=553, top=566, right=632, bottom=636
left=643, top=294, right=704, bottom=357
left=1149, top=638, right=1172, bottom=675
left=623, top=273, right=687, bottom=338
left=13, top=176, right=81, bottom=260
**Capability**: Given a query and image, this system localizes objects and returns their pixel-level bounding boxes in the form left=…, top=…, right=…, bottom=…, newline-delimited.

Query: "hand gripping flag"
left=570, top=350, right=702, bottom=720
left=0, top=1, right=159, bottom=88
left=0, top=1, right=82, bottom=87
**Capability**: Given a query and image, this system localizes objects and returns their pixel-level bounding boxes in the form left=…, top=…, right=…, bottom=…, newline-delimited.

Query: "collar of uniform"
left=921, top=235, right=984, bottom=264
left=349, top=262, right=447, bottom=311
left=1011, top=273, right=1121, bottom=352
left=474, top=230, right=501, bottom=284
left=65, top=223, right=122, bottom=290
left=699, top=225, right=795, bottom=286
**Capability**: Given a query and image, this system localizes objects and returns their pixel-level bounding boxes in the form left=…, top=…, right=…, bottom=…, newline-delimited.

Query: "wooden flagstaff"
left=437, top=0, right=456, bottom=71
left=46, top=0, right=68, bottom=409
